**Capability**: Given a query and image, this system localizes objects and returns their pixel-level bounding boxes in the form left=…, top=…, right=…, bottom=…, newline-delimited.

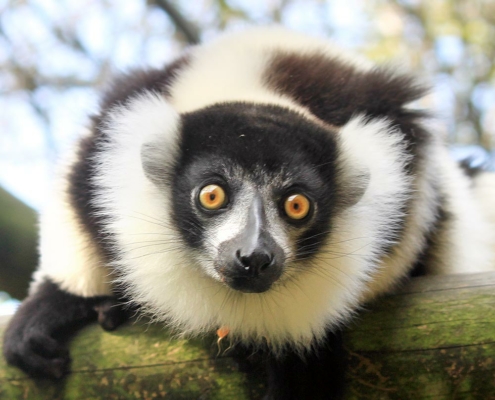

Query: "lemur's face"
left=154, top=103, right=353, bottom=293
left=175, top=159, right=318, bottom=293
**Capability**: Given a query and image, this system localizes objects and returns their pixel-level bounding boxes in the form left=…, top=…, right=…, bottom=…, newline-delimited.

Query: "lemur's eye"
left=284, top=194, right=311, bottom=220
left=199, top=184, right=227, bottom=210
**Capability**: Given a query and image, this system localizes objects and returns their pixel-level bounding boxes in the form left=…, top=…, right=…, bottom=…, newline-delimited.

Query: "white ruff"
left=94, top=98, right=412, bottom=350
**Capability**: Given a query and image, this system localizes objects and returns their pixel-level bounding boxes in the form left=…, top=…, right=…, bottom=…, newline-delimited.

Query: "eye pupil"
left=284, top=194, right=310, bottom=220
left=199, top=184, right=227, bottom=210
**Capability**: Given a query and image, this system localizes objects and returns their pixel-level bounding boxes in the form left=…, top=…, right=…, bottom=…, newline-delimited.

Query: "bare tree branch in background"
left=272, top=0, right=291, bottom=23
left=150, top=0, right=200, bottom=44
left=0, top=22, right=58, bottom=159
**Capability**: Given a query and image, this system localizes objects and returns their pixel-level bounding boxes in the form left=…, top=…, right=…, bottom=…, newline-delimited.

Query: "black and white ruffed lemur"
left=4, top=27, right=495, bottom=399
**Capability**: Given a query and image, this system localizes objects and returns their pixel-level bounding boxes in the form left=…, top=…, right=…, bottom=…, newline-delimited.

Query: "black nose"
left=236, top=249, right=273, bottom=276
left=218, top=244, right=284, bottom=293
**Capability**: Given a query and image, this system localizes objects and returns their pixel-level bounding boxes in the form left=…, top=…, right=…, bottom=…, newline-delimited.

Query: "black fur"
left=264, top=51, right=431, bottom=168
left=265, top=331, right=346, bottom=400
left=2, top=280, right=130, bottom=379
left=230, top=330, right=346, bottom=400
left=168, top=102, right=348, bottom=258
left=459, top=158, right=485, bottom=179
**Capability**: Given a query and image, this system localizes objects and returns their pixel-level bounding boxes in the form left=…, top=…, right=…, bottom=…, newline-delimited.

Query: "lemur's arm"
left=2, top=280, right=129, bottom=379
left=1, top=173, right=124, bottom=379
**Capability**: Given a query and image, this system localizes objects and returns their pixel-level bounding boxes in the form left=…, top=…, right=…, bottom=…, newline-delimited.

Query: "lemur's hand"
left=94, top=297, right=132, bottom=331
left=3, top=323, right=71, bottom=379
left=2, top=280, right=130, bottom=380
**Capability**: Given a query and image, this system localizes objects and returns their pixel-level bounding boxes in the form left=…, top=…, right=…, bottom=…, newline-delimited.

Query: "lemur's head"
left=142, top=102, right=367, bottom=294
left=96, top=34, right=417, bottom=346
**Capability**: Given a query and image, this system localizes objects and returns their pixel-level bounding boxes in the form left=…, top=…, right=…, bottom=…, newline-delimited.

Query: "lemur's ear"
left=339, top=168, right=370, bottom=209
left=134, top=99, right=181, bottom=189
left=141, top=141, right=174, bottom=188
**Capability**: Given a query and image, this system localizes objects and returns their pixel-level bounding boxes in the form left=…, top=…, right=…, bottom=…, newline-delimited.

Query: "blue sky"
left=1, top=0, right=494, bottom=210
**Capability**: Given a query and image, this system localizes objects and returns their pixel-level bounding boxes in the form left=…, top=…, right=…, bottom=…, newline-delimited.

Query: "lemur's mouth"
left=220, top=273, right=278, bottom=293
left=215, top=254, right=284, bottom=293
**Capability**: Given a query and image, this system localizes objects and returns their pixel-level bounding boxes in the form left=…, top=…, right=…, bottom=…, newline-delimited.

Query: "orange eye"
left=199, top=185, right=227, bottom=210
left=284, top=194, right=311, bottom=220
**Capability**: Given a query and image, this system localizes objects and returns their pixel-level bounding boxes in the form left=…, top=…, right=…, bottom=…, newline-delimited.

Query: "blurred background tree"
left=0, top=0, right=494, bottom=304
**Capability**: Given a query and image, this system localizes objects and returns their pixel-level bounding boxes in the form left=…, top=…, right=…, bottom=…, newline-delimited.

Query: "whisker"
left=124, top=214, right=172, bottom=230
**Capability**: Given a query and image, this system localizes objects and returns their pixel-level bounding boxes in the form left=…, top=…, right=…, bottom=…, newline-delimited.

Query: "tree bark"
left=0, top=272, right=494, bottom=399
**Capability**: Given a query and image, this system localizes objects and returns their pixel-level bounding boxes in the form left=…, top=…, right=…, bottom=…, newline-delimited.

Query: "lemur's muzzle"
left=217, top=195, right=284, bottom=293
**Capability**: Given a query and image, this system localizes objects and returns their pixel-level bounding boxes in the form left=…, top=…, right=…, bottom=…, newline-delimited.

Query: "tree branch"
left=150, top=0, right=200, bottom=45
left=2, top=272, right=495, bottom=397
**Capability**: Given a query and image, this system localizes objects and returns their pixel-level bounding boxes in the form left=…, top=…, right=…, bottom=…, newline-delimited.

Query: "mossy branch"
left=1, top=272, right=494, bottom=399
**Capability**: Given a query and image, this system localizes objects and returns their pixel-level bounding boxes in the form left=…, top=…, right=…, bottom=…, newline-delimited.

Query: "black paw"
left=4, top=332, right=71, bottom=380
left=2, top=280, right=114, bottom=380
left=94, top=298, right=131, bottom=331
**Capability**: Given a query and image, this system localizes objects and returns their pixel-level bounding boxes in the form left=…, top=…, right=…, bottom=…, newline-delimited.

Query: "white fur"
left=33, top=134, right=112, bottom=297
left=472, top=172, right=495, bottom=231
left=330, top=117, right=417, bottom=303
left=425, top=150, right=495, bottom=274
left=362, top=139, right=440, bottom=298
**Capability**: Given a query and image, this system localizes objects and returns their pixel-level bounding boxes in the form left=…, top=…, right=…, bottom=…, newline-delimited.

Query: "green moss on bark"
left=1, top=272, right=494, bottom=399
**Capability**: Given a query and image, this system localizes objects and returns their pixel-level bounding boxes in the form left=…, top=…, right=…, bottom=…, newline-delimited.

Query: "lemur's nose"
left=217, top=193, right=284, bottom=293
left=235, top=249, right=274, bottom=276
